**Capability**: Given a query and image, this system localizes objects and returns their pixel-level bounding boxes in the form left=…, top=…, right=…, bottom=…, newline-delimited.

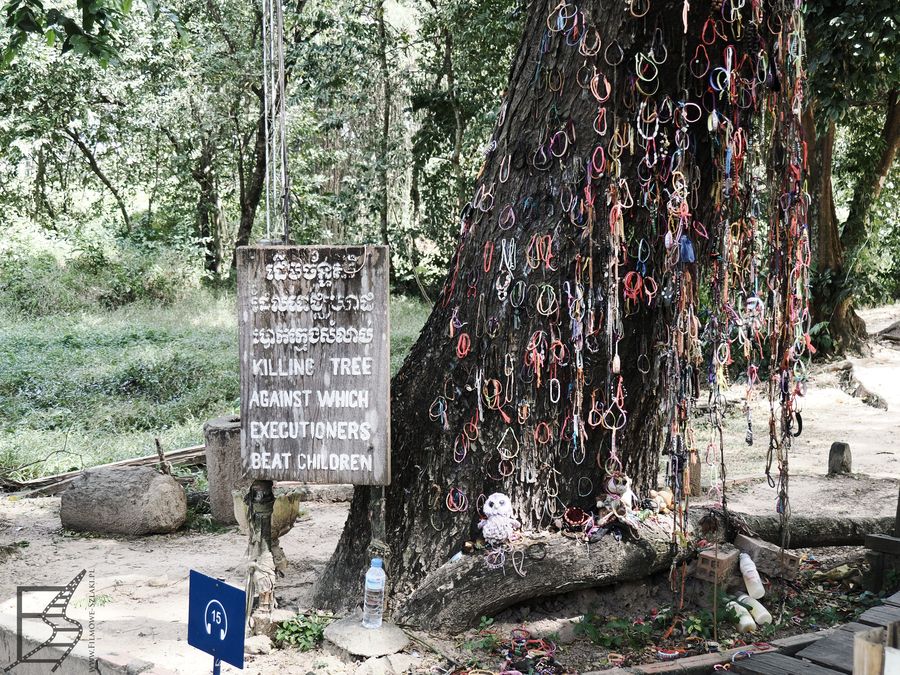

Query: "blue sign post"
left=188, top=570, right=246, bottom=673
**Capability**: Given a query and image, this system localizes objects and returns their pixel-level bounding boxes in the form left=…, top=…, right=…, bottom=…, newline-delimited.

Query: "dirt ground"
left=1, top=303, right=899, bottom=673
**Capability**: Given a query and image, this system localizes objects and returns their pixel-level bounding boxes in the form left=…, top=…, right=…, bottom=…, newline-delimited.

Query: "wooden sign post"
left=237, top=244, right=391, bottom=632
left=237, top=244, right=391, bottom=485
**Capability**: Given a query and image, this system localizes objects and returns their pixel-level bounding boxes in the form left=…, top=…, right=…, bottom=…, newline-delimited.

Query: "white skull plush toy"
left=478, top=492, right=520, bottom=546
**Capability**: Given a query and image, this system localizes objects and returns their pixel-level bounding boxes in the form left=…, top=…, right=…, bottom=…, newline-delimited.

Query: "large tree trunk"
left=804, top=105, right=865, bottom=352
left=234, top=102, right=267, bottom=262
left=841, top=89, right=900, bottom=255
left=809, top=90, right=899, bottom=353
left=316, top=0, right=776, bottom=627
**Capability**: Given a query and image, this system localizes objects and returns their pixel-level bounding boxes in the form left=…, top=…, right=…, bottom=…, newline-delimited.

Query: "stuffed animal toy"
left=647, top=487, right=675, bottom=514
left=478, top=492, right=520, bottom=546
left=604, top=472, right=638, bottom=511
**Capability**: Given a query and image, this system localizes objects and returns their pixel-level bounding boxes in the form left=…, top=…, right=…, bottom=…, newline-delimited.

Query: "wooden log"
left=204, top=415, right=251, bottom=525
left=5, top=446, right=206, bottom=497
left=688, top=448, right=702, bottom=497
left=700, top=509, right=895, bottom=548
left=394, top=522, right=677, bottom=633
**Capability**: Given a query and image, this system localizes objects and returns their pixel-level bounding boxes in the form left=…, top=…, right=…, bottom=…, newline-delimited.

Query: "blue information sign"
left=188, top=570, right=246, bottom=670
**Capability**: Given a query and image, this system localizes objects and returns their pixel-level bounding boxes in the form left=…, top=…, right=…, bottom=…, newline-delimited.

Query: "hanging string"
left=261, top=0, right=290, bottom=242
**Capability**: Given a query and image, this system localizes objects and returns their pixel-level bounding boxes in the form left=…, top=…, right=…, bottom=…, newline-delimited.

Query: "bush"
left=0, top=250, right=83, bottom=315
left=0, top=240, right=201, bottom=316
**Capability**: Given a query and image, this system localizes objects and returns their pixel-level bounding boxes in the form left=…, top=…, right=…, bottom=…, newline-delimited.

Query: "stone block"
left=828, top=441, right=852, bottom=475
left=60, top=466, right=186, bottom=535
left=324, top=616, right=409, bottom=659
left=692, top=544, right=739, bottom=584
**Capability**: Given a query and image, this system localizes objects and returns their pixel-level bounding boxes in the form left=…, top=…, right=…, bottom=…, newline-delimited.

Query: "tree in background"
left=805, top=0, right=899, bottom=352
left=409, top=0, right=521, bottom=284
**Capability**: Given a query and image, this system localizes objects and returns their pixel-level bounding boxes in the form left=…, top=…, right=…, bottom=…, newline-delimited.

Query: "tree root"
left=390, top=510, right=893, bottom=632
left=700, top=508, right=893, bottom=548
left=394, top=521, right=679, bottom=633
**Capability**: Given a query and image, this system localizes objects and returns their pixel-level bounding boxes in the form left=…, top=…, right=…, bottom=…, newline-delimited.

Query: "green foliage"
left=0, top=267, right=429, bottom=480
left=575, top=612, right=654, bottom=650
left=462, top=616, right=501, bottom=653
left=2, top=0, right=125, bottom=67
left=0, top=281, right=239, bottom=479
left=806, top=1, right=899, bottom=123
left=274, top=615, right=332, bottom=651
left=408, top=0, right=522, bottom=286
left=0, top=233, right=201, bottom=316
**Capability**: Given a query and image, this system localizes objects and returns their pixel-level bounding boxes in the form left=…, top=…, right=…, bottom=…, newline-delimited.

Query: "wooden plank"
left=858, top=605, right=900, bottom=628
left=866, top=533, right=900, bottom=555
left=853, top=626, right=885, bottom=675
left=237, top=245, right=390, bottom=485
left=884, top=590, right=900, bottom=608
left=841, top=622, right=878, bottom=633
left=4, top=445, right=205, bottom=490
left=893, top=480, right=900, bottom=537
left=797, top=629, right=856, bottom=673
left=733, top=652, right=842, bottom=674
left=8, top=446, right=207, bottom=497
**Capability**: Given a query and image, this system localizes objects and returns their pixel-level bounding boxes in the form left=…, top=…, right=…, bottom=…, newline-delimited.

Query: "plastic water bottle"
left=737, top=593, right=772, bottom=625
left=362, top=558, right=386, bottom=629
left=726, top=600, right=758, bottom=633
left=739, top=553, right=765, bottom=599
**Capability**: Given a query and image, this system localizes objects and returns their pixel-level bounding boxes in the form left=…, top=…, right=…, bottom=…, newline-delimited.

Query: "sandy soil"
left=690, top=302, right=900, bottom=518
left=0, top=499, right=352, bottom=673
left=1, top=304, right=899, bottom=673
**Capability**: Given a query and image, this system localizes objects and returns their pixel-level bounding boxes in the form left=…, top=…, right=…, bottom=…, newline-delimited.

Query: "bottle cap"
left=371, top=558, right=383, bottom=568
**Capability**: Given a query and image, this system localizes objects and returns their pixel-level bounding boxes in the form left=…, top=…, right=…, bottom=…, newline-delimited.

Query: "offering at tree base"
left=478, top=492, right=521, bottom=546
left=237, top=245, right=391, bottom=484
left=727, top=600, right=758, bottom=634
left=740, top=552, right=766, bottom=599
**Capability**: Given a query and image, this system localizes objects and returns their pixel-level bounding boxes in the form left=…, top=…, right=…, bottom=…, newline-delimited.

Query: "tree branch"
left=841, top=89, right=900, bottom=253
left=64, top=128, right=131, bottom=232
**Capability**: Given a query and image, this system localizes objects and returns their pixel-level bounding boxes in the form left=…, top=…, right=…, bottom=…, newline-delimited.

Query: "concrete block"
left=734, top=533, right=801, bottom=580
left=693, top=543, right=739, bottom=584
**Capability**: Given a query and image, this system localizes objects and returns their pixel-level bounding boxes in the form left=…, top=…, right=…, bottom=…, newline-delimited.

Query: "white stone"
left=354, top=654, right=418, bottom=675
left=244, top=634, right=273, bottom=655
left=324, top=616, right=409, bottom=658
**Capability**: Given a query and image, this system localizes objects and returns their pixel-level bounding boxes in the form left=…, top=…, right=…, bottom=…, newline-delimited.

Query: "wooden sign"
left=237, top=245, right=390, bottom=484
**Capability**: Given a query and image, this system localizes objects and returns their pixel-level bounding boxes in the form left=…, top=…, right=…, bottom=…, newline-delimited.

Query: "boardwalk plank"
left=733, top=652, right=843, bottom=675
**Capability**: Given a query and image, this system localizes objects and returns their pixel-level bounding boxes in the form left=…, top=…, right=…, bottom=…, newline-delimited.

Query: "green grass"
left=0, top=289, right=430, bottom=480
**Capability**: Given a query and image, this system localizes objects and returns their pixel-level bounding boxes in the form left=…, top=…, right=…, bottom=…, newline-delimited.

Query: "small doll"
left=478, top=492, right=520, bottom=546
